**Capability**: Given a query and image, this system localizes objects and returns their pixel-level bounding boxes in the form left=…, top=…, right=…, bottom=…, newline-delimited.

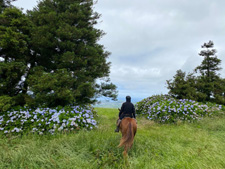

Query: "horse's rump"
left=118, top=117, right=137, bottom=150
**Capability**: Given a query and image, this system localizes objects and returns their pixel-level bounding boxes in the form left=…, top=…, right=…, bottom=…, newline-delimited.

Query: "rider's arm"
left=119, top=103, right=124, bottom=117
left=132, top=104, right=136, bottom=118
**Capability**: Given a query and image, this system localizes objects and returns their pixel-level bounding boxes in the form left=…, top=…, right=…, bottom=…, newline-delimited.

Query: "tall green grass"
left=0, top=108, right=225, bottom=168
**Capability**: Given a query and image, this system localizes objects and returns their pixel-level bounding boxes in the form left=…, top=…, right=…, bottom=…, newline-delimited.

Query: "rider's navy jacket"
left=119, top=96, right=136, bottom=119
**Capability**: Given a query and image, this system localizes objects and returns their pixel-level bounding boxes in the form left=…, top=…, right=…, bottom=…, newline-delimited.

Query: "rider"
left=115, top=96, right=136, bottom=132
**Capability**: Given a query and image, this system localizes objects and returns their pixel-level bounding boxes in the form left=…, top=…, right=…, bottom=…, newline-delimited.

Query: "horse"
left=118, top=116, right=137, bottom=156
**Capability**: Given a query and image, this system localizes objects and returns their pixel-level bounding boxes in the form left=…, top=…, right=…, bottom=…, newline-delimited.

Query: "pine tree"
left=166, top=69, right=188, bottom=99
left=166, top=41, right=224, bottom=104
left=0, top=6, right=32, bottom=107
left=212, top=77, right=225, bottom=104
left=195, top=40, right=222, bottom=101
left=0, top=0, right=117, bottom=109
left=0, top=0, right=16, bottom=13
left=26, top=0, right=117, bottom=107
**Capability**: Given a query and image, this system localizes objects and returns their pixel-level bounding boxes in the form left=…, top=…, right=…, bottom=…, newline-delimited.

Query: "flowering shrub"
left=0, top=106, right=97, bottom=135
left=136, top=95, right=223, bottom=123
left=136, top=95, right=174, bottom=115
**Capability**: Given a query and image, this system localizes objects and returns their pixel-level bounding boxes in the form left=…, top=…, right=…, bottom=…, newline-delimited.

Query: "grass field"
left=1, top=108, right=225, bottom=169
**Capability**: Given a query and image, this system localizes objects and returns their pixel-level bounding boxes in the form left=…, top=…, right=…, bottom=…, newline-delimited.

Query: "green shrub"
left=0, top=95, right=15, bottom=112
left=136, top=94, right=223, bottom=123
left=135, top=94, right=174, bottom=115
left=0, top=105, right=97, bottom=135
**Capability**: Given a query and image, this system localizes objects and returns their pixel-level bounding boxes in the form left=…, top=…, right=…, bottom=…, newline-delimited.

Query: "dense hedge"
left=136, top=95, right=224, bottom=123
left=0, top=106, right=97, bottom=135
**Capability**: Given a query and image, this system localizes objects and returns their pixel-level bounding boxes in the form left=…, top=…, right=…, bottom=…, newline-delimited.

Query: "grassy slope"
left=0, top=108, right=225, bottom=169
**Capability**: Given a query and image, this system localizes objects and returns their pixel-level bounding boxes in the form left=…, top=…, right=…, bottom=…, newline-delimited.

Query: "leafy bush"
left=0, top=106, right=97, bottom=135
left=136, top=94, right=174, bottom=115
left=0, top=95, right=15, bottom=112
left=136, top=95, right=223, bottom=123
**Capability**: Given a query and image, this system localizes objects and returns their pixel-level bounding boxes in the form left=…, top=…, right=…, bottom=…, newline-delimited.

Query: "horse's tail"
left=118, top=122, right=134, bottom=149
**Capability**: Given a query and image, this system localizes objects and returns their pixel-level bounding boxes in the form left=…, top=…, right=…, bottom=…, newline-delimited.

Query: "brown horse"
left=118, top=117, right=137, bottom=156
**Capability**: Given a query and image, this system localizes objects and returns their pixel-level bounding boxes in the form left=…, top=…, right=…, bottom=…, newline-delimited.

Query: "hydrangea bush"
left=0, top=106, right=97, bottom=135
left=136, top=95, right=223, bottom=123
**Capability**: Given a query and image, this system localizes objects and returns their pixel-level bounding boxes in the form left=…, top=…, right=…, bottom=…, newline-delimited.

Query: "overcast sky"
left=13, top=0, right=225, bottom=102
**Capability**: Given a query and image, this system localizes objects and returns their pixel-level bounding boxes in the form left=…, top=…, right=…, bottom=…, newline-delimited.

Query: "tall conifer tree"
left=0, top=6, right=32, bottom=106
left=195, top=40, right=221, bottom=101
left=26, top=0, right=117, bottom=106
left=0, top=0, right=117, bottom=108
left=167, top=40, right=224, bottom=104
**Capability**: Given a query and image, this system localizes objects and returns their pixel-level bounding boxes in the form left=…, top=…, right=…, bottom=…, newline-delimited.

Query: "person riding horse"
left=115, top=96, right=136, bottom=132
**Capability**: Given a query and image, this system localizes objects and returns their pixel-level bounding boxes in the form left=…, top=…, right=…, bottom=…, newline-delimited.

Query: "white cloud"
left=94, top=0, right=225, bottom=100
left=12, top=0, right=225, bottom=101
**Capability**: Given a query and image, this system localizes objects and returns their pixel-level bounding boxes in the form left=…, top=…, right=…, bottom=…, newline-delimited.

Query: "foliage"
left=167, top=40, right=225, bottom=104
left=166, top=70, right=201, bottom=100
left=195, top=40, right=222, bottom=101
left=1, top=108, right=225, bottom=168
left=25, top=0, right=117, bottom=107
left=167, top=70, right=207, bottom=102
left=136, top=94, right=223, bottom=123
left=136, top=94, right=174, bottom=115
left=0, top=0, right=16, bottom=12
left=0, top=105, right=97, bottom=135
left=0, top=0, right=117, bottom=108
left=0, top=95, right=15, bottom=112
left=0, top=7, right=32, bottom=106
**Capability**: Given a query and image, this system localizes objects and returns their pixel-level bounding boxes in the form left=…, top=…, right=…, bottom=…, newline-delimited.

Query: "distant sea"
left=94, top=100, right=138, bottom=109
